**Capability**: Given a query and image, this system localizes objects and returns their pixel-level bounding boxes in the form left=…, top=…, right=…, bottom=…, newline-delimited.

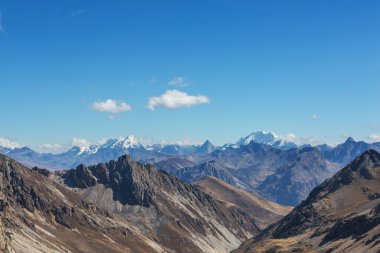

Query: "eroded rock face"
left=64, top=156, right=155, bottom=207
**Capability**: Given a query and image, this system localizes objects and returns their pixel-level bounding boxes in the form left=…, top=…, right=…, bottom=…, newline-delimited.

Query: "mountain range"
left=0, top=153, right=291, bottom=253
left=2, top=139, right=380, bottom=252
left=2, top=132, right=380, bottom=207
left=234, top=149, right=380, bottom=253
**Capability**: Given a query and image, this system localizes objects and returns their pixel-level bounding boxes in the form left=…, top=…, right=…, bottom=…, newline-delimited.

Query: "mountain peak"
left=345, top=136, right=355, bottom=143
left=202, top=140, right=212, bottom=146
left=196, top=140, right=216, bottom=154
left=348, top=149, right=380, bottom=172
left=237, top=131, right=280, bottom=146
left=101, top=135, right=141, bottom=149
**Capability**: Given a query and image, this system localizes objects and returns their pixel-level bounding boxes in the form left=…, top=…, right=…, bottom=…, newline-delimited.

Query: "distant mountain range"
left=2, top=132, right=380, bottom=206
left=317, top=136, right=380, bottom=166
left=2, top=131, right=379, bottom=170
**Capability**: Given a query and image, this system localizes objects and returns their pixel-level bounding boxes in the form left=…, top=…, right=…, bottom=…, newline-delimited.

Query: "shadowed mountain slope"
left=194, top=177, right=292, bottom=229
left=234, top=149, right=380, bottom=253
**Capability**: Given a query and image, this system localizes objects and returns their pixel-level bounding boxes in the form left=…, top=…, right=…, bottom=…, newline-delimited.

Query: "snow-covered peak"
left=67, top=145, right=98, bottom=156
left=237, top=131, right=280, bottom=146
left=100, top=135, right=141, bottom=149
left=0, top=137, right=21, bottom=149
left=235, top=131, right=298, bottom=150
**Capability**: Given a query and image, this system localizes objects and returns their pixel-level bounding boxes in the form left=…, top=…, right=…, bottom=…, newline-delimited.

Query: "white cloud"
left=70, top=9, right=84, bottom=18
left=284, top=133, right=297, bottom=142
left=0, top=137, right=20, bottom=149
left=71, top=137, right=91, bottom=147
left=142, top=137, right=203, bottom=146
left=283, top=132, right=340, bottom=146
left=91, top=99, right=132, bottom=114
left=147, top=89, right=209, bottom=111
left=368, top=133, right=380, bottom=142
left=168, top=77, right=188, bottom=87
left=310, top=114, right=319, bottom=120
left=108, top=115, right=116, bottom=120
left=36, top=144, right=68, bottom=154
left=0, top=12, right=5, bottom=33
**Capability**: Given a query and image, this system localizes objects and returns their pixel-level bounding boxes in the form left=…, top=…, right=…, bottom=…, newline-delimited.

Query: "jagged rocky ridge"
left=55, top=155, right=263, bottom=253
left=318, top=137, right=380, bottom=166
left=0, top=154, right=169, bottom=253
left=234, top=149, right=380, bottom=253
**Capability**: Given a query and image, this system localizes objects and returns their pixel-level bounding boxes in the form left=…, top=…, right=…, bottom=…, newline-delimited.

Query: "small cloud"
left=36, top=144, right=68, bottom=154
left=71, top=137, right=91, bottom=147
left=91, top=99, right=132, bottom=115
left=149, top=77, right=157, bottom=83
left=141, top=137, right=203, bottom=146
left=168, top=77, right=188, bottom=87
left=0, top=12, right=6, bottom=34
left=96, top=138, right=108, bottom=145
left=0, top=137, right=20, bottom=149
left=70, top=9, right=84, bottom=18
left=368, top=133, right=380, bottom=142
left=310, top=114, right=319, bottom=120
left=147, top=89, right=209, bottom=111
left=283, top=133, right=337, bottom=146
left=284, top=133, right=297, bottom=142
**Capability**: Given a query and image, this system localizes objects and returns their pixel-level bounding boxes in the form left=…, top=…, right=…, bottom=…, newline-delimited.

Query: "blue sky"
left=0, top=0, right=380, bottom=150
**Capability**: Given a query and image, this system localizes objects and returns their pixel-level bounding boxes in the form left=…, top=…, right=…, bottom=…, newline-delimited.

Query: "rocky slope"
left=54, top=155, right=262, bottom=253
left=234, top=149, right=380, bottom=253
left=172, top=161, right=253, bottom=191
left=0, top=154, right=170, bottom=253
left=194, top=177, right=292, bottom=229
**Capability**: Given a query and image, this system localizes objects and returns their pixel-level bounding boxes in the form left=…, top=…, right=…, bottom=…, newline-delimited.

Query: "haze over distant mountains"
left=1, top=131, right=380, bottom=207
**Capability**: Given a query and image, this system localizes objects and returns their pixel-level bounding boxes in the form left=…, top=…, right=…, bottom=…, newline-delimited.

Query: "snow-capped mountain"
left=236, top=131, right=297, bottom=150
left=99, top=135, right=142, bottom=150
left=237, top=131, right=280, bottom=145
left=0, top=135, right=162, bottom=169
